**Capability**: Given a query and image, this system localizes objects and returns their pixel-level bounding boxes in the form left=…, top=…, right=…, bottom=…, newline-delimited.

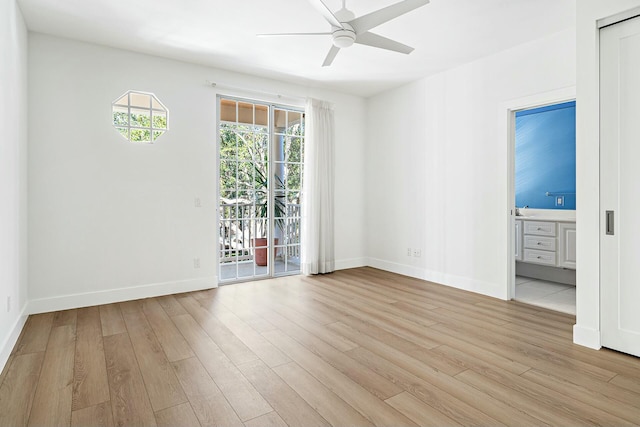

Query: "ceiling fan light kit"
left=332, top=25, right=356, bottom=48
left=259, top=0, right=430, bottom=67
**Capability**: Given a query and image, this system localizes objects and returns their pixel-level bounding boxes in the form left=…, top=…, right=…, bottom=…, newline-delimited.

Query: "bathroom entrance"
left=509, top=99, right=576, bottom=314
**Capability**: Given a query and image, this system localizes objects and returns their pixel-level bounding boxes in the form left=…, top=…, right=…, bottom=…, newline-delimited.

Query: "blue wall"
left=515, top=101, right=576, bottom=210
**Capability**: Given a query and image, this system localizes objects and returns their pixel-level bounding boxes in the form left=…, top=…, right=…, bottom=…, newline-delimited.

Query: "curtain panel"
left=301, top=98, right=335, bottom=275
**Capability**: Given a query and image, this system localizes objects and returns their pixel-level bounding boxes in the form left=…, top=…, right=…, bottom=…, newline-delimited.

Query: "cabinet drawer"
left=524, top=221, right=556, bottom=237
left=523, top=249, right=556, bottom=266
left=524, top=235, right=556, bottom=251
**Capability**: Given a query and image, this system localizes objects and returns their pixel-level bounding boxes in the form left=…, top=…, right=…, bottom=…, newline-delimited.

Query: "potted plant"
left=251, top=166, right=287, bottom=266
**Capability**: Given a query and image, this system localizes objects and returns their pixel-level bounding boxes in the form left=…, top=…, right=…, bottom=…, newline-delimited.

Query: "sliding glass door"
left=218, top=97, right=304, bottom=283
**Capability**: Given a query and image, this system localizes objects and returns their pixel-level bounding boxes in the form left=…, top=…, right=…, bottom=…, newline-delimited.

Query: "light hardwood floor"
left=1, top=267, right=639, bottom=426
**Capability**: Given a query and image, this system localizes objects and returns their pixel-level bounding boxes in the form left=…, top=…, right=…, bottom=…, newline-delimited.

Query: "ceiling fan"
left=259, top=0, right=430, bottom=67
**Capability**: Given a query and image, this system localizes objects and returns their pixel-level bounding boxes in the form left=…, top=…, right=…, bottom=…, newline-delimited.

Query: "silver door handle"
left=606, top=210, right=615, bottom=235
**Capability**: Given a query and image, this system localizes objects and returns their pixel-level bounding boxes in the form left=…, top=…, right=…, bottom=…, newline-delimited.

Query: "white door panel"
left=600, top=16, right=640, bottom=357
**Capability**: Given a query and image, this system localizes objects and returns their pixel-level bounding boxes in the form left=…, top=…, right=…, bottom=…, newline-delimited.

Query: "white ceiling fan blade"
left=349, top=0, right=429, bottom=34
left=257, top=32, right=331, bottom=37
left=322, top=45, right=341, bottom=67
left=354, top=32, right=414, bottom=54
left=308, top=0, right=343, bottom=28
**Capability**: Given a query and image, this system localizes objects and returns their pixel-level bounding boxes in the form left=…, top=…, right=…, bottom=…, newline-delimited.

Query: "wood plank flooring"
left=1, top=267, right=639, bottom=426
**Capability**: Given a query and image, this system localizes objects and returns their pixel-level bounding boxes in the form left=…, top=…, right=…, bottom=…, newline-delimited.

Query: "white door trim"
left=598, top=6, right=640, bottom=29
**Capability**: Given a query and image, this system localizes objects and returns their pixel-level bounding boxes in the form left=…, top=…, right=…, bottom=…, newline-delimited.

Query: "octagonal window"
left=112, top=91, right=168, bottom=143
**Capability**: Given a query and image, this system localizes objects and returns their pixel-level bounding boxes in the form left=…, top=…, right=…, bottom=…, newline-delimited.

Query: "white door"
left=600, top=16, right=640, bottom=357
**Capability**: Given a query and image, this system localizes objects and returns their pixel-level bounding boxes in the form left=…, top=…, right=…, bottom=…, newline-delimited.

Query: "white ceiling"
left=18, top=0, right=576, bottom=98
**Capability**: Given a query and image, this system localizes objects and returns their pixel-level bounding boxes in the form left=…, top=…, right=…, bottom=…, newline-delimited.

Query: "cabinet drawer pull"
left=537, top=242, right=542, bottom=245
left=537, top=256, right=542, bottom=259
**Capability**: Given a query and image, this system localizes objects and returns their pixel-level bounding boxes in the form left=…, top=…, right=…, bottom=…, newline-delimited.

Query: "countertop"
left=515, top=215, right=576, bottom=223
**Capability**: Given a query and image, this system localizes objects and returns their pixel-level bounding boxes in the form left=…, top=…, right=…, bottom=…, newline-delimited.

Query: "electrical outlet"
left=407, top=248, right=412, bottom=256
left=194, top=197, right=202, bottom=208
left=555, top=196, right=564, bottom=207
left=6, top=296, right=11, bottom=313
left=193, top=258, right=201, bottom=269
left=413, top=249, right=422, bottom=258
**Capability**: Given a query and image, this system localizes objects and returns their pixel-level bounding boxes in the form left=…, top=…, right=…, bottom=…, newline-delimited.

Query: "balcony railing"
left=219, top=203, right=301, bottom=263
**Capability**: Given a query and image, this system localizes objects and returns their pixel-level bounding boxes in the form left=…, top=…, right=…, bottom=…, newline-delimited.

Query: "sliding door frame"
left=216, top=94, right=304, bottom=284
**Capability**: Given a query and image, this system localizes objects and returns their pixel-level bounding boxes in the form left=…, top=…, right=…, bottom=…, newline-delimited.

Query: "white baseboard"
left=366, top=258, right=428, bottom=282
left=573, top=324, right=601, bottom=350
left=366, top=258, right=506, bottom=300
left=335, top=257, right=367, bottom=271
left=422, top=269, right=506, bottom=300
left=0, top=306, right=28, bottom=376
left=27, top=276, right=218, bottom=314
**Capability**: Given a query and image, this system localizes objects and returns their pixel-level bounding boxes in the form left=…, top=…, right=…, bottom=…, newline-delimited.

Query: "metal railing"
left=219, top=203, right=301, bottom=263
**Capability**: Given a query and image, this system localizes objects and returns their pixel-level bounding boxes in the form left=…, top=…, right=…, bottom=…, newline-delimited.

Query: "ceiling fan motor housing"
left=332, top=23, right=356, bottom=48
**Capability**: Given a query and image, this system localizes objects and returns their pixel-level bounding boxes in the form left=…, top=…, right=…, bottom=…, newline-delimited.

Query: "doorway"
left=507, top=97, right=577, bottom=314
left=217, top=97, right=304, bottom=283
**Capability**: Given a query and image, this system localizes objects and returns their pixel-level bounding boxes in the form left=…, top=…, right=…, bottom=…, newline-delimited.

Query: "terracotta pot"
left=252, top=238, right=278, bottom=266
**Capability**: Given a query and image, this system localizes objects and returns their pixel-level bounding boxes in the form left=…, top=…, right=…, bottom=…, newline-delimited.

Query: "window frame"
left=112, top=90, right=169, bottom=143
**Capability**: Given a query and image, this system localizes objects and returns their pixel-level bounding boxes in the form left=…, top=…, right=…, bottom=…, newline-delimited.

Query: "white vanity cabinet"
left=558, top=222, right=577, bottom=269
left=523, top=221, right=557, bottom=266
left=518, top=218, right=576, bottom=270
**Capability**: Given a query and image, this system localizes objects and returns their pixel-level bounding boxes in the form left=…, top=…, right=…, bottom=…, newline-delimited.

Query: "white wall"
left=0, top=0, right=28, bottom=370
left=366, top=29, right=576, bottom=299
left=574, top=0, right=640, bottom=349
left=28, top=34, right=366, bottom=313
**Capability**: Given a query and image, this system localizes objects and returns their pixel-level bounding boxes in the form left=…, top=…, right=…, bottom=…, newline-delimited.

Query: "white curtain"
left=301, top=98, right=335, bottom=275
